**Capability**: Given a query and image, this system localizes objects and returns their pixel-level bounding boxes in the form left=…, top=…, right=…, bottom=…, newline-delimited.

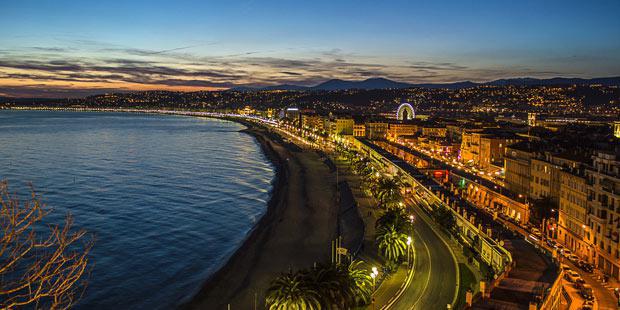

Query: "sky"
left=1, top=0, right=619, bottom=97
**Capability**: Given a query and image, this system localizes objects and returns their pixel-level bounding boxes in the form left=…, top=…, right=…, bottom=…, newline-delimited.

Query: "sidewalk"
left=332, top=157, right=412, bottom=308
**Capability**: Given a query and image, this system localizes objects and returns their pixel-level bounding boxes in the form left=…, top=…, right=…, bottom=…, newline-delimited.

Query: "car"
left=575, top=277, right=586, bottom=285
left=560, top=263, right=571, bottom=272
left=580, top=284, right=594, bottom=301
left=574, top=281, right=585, bottom=290
left=546, top=239, right=557, bottom=248
left=580, top=263, right=594, bottom=273
left=562, top=249, right=573, bottom=258
left=568, top=254, right=580, bottom=262
left=565, top=270, right=580, bottom=283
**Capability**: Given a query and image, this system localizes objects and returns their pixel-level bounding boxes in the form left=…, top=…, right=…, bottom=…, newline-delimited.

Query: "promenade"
left=188, top=121, right=340, bottom=309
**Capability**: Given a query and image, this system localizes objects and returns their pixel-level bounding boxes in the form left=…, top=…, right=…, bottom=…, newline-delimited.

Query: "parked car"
left=565, top=270, right=581, bottom=283
left=560, top=263, right=571, bottom=272
left=562, top=249, right=573, bottom=258
left=568, top=254, right=580, bottom=262
left=575, top=276, right=586, bottom=285
left=580, top=263, right=594, bottom=273
left=546, top=239, right=557, bottom=248
left=574, top=281, right=585, bottom=290
left=580, top=284, right=594, bottom=301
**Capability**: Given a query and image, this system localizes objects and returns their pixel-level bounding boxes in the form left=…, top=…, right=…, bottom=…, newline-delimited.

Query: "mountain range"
left=229, top=76, right=620, bottom=92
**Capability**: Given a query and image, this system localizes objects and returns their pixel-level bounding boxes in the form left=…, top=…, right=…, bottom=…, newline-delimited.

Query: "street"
left=382, top=197, right=458, bottom=309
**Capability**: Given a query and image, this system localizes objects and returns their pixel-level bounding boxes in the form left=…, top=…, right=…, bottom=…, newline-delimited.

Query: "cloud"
left=280, top=71, right=302, bottom=76
left=0, top=41, right=596, bottom=97
left=30, top=47, right=71, bottom=52
left=406, top=61, right=469, bottom=71
left=0, top=85, right=128, bottom=98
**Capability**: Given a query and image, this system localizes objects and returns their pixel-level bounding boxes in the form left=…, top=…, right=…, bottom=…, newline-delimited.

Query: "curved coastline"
left=185, top=116, right=340, bottom=309
left=3, top=108, right=337, bottom=309
left=181, top=117, right=287, bottom=307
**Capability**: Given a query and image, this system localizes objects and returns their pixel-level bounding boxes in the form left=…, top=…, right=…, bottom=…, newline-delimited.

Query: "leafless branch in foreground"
left=1, top=180, right=94, bottom=309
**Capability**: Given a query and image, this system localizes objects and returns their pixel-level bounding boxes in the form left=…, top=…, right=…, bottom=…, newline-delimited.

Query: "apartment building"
left=353, top=124, right=365, bottom=137
left=530, top=153, right=589, bottom=204
left=387, top=123, right=418, bottom=141
left=462, top=130, right=520, bottom=169
left=326, top=118, right=354, bottom=136
left=586, top=151, right=620, bottom=279
left=421, top=125, right=447, bottom=138
left=557, top=168, right=591, bottom=261
left=504, top=142, right=536, bottom=197
left=365, top=122, right=388, bottom=140
left=301, top=114, right=326, bottom=132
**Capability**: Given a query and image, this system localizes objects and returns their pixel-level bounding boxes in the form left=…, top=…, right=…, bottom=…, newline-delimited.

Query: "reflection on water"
left=0, top=110, right=274, bottom=309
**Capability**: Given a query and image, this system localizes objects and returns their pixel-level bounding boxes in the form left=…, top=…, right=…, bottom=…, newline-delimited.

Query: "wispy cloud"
left=0, top=40, right=590, bottom=97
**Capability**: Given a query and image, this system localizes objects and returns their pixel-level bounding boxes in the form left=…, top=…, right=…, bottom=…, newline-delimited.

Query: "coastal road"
left=383, top=197, right=458, bottom=310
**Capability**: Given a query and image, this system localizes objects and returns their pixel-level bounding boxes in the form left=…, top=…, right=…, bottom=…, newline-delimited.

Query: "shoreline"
left=2, top=109, right=339, bottom=309
left=185, top=117, right=340, bottom=308
left=180, top=118, right=288, bottom=308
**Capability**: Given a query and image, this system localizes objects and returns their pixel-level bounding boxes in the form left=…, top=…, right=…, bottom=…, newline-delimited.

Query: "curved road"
left=387, top=197, right=458, bottom=310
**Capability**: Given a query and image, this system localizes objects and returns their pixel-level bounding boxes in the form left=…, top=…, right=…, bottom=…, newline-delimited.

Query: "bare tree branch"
left=0, top=180, right=94, bottom=309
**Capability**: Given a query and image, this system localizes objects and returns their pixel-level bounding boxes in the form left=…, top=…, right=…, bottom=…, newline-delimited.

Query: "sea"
left=0, top=110, right=275, bottom=309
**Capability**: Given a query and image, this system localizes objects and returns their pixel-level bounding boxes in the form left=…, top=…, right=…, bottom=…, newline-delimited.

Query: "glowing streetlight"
left=406, top=236, right=412, bottom=265
left=370, top=271, right=377, bottom=291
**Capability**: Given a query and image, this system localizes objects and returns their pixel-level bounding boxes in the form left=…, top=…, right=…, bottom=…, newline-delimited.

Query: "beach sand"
left=185, top=121, right=339, bottom=309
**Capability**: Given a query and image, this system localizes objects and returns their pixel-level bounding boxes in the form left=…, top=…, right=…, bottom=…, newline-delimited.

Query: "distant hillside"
left=311, top=77, right=413, bottom=90
left=229, top=76, right=620, bottom=92
left=487, top=77, right=620, bottom=86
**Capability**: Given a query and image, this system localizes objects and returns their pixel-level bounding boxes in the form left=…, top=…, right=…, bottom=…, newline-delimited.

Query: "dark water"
left=0, top=110, right=275, bottom=309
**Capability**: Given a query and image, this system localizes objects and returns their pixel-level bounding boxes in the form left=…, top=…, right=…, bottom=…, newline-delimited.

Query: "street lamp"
left=370, top=271, right=377, bottom=291
left=407, top=236, right=412, bottom=266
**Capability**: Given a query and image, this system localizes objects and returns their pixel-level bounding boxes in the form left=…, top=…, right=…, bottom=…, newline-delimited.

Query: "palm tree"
left=376, top=225, right=408, bottom=263
left=307, top=264, right=348, bottom=309
left=266, top=271, right=322, bottom=310
left=376, top=208, right=409, bottom=234
left=344, top=260, right=373, bottom=306
left=375, top=177, right=402, bottom=207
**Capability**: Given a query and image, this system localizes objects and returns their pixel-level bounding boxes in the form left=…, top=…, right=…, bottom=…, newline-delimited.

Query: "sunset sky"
left=1, top=0, right=619, bottom=97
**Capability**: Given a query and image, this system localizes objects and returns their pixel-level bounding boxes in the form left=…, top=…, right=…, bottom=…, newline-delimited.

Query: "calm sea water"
left=0, top=110, right=275, bottom=309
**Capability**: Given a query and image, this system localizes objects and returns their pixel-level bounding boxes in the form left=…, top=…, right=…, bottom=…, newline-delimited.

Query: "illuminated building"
left=365, top=122, right=388, bottom=140
left=528, top=112, right=538, bottom=127
left=353, top=124, right=366, bottom=137
left=421, top=125, right=447, bottom=138
left=301, top=114, right=326, bottom=132
left=504, top=142, right=536, bottom=197
left=557, top=168, right=591, bottom=261
left=586, top=151, right=620, bottom=279
left=461, top=130, right=519, bottom=169
left=387, top=123, right=418, bottom=141
left=326, top=118, right=354, bottom=136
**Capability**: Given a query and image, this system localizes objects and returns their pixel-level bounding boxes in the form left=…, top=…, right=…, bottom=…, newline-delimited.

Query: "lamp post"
left=371, top=270, right=377, bottom=291
left=407, top=236, right=412, bottom=266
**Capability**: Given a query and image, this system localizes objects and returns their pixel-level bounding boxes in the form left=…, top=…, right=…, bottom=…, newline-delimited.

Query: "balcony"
left=589, top=211, right=607, bottom=223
